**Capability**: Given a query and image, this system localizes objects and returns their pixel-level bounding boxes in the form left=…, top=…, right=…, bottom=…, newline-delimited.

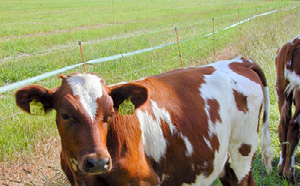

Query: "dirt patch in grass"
left=0, top=136, right=68, bottom=186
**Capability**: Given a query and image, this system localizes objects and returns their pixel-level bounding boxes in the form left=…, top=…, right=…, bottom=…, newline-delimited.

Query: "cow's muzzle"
left=81, top=153, right=111, bottom=174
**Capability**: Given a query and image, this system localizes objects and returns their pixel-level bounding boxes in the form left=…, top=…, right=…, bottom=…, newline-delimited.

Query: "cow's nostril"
left=83, top=156, right=111, bottom=173
left=85, top=157, right=96, bottom=169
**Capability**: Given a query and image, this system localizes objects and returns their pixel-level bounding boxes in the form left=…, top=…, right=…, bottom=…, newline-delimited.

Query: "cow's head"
left=15, top=73, right=148, bottom=176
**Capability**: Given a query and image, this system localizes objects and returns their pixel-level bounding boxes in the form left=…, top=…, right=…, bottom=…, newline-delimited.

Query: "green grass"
left=1, top=0, right=300, bottom=185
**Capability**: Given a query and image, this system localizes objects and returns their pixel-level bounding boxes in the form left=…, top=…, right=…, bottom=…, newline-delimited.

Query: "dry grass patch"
left=0, top=136, right=68, bottom=186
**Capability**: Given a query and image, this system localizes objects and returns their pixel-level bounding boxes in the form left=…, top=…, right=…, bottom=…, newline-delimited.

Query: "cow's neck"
left=107, top=114, right=142, bottom=160
left=105, top=113, right=159, bottom=184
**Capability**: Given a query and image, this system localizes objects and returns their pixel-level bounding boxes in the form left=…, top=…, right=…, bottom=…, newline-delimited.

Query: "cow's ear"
left=109, top=83, right=148, bottom=109
left=15, top=85, right=57, bottom=114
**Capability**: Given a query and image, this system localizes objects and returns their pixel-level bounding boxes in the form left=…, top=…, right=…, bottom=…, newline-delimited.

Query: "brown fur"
left=275, top=36, right=300, bottom=184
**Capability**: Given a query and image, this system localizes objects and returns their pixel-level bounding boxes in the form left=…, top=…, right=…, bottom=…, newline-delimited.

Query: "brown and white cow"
left=275, top=36, right=300, bottom=183
left=15, top=56, right=272, bottom=186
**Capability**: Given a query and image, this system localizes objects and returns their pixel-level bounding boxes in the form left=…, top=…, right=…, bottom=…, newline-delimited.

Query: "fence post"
left=175, top=27, right=183, bottom=69
left=79, top=42, right=86, bottom=72
left=212, top=18, right=215, bottom=61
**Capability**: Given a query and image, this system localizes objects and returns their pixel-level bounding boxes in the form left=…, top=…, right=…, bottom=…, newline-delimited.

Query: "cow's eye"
left=103, top=116, right=110, bottom=123
left=61, top=113, right=70, bottom=120
left=109, top=111, right=114, bottom=117
left=104, top=111, right=114, bottom=123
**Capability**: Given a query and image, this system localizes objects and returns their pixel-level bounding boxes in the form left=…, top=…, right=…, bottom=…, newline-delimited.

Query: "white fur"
left=187, top=57, right=266, bottom=184
left=67, top=73, right=103, bottom=122
left=278, top=154, right=284, bottom=168
left=151, top=101, right=176, bottom=135
left=203, top=137, right=213, bottom=150
left=137, top=108, right=167, bottom=162
left=285, top=36, right=300, bottom=95
left=181, top=134, right=193, bottom=156
left=137, top=100, right=194, bottom=162
left=284, top=68, right=300, bottom=95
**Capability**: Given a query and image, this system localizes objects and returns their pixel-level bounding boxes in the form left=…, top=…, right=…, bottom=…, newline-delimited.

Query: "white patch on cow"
left=151, top=101, right=175, bottom=134
left=218, top=167, right=226, bottom=178
left=67, top=73, right=103, bottom=122
left=284, top=68, right=300, bottom=95
left=203, top=137, right=212, bottom=150
left=262, top=88, right=271, bottom=144
left=291, top=148, right=297, bottom=169
left=181, top=134, right=193, bottom=156
left=204, top=103, right=210, bottom=117
left=137, top=106, right=167, bottom=162
left=137, top=100, right=194, bottom=162
left=151, top=100, right=194, bottom=157
left=289, top=146, right=298, bottom=179
left=248, top=59, right=254, bottom=63
left=278, top=154, right=284, bottom=168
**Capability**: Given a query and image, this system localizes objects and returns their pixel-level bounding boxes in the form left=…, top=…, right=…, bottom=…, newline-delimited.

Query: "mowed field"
left=1, top=0, right=300, bottom=185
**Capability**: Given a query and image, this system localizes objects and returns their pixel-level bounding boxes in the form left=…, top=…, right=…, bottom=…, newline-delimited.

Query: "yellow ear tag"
left=118, top=97, right=135, bottom=115
left=30, top=99, right=45, bottom=115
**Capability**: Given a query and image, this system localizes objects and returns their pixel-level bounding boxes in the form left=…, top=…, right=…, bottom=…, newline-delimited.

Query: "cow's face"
left=15, top=73, right=113, bottom=175
left=56, top=73, right=114, bottom=174
left=15, top=73, right=149, bottom=176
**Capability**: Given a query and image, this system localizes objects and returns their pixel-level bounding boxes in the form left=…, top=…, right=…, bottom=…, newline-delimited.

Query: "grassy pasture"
left=1, top=0, right=300, bottom=185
